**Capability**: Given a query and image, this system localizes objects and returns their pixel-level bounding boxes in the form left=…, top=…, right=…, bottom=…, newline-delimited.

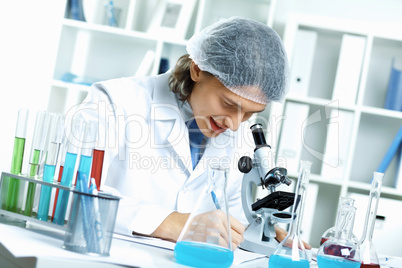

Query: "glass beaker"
left=269, top=160, right=312, bottom=268
left=358, top=172, right=383, bottom=268
left=321, top=197, right=358, bottom=245
left=317, top=197, right=360, bottom=267
left=174, top=163, right=233, bottom=268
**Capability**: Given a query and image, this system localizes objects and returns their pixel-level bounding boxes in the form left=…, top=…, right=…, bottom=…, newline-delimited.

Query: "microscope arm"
left=241, top=168, right=262, bottom=224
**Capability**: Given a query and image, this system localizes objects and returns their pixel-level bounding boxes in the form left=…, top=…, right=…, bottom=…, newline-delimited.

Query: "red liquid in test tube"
left=90, top=149, right=104, bottom=190
left=51, top=165, right=63, bottom=220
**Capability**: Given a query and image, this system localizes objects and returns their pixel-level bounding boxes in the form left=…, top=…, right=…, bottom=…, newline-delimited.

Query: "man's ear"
left=190, top=60, right=202, bottom=82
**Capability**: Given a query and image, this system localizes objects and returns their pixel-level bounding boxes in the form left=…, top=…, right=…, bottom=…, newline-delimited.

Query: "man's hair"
left=168, top=54, right=194, bottom=101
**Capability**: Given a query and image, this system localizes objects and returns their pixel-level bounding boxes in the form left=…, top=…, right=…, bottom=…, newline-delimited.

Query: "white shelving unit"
left=270, top=13, right=402, bottom=249
left=47, top=0, right=277, bottom=114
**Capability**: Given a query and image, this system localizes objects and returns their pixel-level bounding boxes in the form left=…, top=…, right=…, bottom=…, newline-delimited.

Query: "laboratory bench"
left=0, top=219, right=276, bottom=268
left=1, top=218, right=401, bottom=268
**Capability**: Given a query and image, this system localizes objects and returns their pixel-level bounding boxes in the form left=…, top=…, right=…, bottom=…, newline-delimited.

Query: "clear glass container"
left=268, top=160, right=312, bottom=268
left=174, top=163, right=233, bottom=268
left=359, top=172, right=383, bottom=268
left=320, top=197, right=358, bottom=245
left=317, top=196, right=360, bottom=267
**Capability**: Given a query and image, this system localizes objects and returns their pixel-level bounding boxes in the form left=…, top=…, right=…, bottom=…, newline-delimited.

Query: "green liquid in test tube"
left=24, top=111, right=51, bottom=217
left=4, top=109, right=29, bottom=212
left=23, top=149, right=41, bottom=216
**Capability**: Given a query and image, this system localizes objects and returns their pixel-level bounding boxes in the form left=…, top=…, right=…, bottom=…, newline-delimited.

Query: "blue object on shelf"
left=377, top=125, right=402, bottom=174
left=384, top=58, right=402, bottom=112
left=69, top=0, right=86, bottom=21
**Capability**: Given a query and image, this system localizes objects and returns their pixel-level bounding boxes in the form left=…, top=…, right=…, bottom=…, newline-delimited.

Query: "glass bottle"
left=320, top=197, right=358, bottom=245
left=174, top=163, right=233, bottom=268
left=269, top=160, right=312, bottom=268
left=317, top=197, right=360, bottom=267
left=359, top=172, right=383, bottom=268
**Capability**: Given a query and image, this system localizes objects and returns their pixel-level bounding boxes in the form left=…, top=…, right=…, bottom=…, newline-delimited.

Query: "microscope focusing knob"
left=238, top=156, right=253, bottom=173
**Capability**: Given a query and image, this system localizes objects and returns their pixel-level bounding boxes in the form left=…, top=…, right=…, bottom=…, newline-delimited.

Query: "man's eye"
left=224, top=102, right=235, bottom=107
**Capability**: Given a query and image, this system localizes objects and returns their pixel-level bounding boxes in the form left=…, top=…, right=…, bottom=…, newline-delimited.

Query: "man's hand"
left=150, top=210, right=245, bottom=250
left=274, top=225, right=312, bottom=250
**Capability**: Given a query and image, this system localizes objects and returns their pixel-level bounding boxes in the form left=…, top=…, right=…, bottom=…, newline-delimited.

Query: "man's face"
left=188, top=72, right=266, bottom=138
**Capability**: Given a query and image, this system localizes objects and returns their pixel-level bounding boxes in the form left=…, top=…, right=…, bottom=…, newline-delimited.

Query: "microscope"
left=238, top=123, right=295, bottom=256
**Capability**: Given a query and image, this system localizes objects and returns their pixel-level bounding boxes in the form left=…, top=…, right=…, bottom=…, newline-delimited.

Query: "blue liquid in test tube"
left=37, top=164, right=56, bottom=221
left=174, top=241, right=233, bottom=268
left=78, top=155, right=93, bottom=186
left=37, top=114, right=64, bottom=221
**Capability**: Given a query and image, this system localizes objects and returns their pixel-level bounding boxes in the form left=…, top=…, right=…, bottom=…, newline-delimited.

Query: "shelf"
left=63, top=19, right=188, bottom=46
left=287, top=171, right=344, bottom=187
left=286, top=95, right=356, bottom=112
left=360, top=105, right=402, bottom=119
left=347, top=181, right=402, bottom=200
left=52, top=79, right=91, bottom=92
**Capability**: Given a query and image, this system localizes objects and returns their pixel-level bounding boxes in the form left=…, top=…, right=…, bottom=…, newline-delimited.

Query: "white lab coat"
left=78, top=72, right=255, bottom=236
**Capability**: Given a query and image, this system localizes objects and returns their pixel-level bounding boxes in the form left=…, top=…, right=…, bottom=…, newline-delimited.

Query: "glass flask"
left=269, top=160, right=312, bottom=268
left=174, top=163, right=233, bottom=268
left=321, top=197, right=359, bottom=245
left=317, top=196, right=360, bottom=268
left=358, top=172, right=383, bottom=268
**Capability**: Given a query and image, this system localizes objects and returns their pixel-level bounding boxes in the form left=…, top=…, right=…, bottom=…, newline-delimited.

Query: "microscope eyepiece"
left=250, top=123, right=270, bottom=149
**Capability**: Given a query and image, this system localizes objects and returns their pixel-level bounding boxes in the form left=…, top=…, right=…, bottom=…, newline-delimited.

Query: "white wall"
left=0, top=1, right=65, bottom=174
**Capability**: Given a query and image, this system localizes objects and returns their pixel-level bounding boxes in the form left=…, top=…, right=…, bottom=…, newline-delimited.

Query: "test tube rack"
left=0, top=172, right=72, bottom=231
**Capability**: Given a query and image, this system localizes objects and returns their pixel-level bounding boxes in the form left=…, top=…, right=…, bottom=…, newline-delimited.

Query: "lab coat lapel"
left=150, top=79, right=193, bottom=174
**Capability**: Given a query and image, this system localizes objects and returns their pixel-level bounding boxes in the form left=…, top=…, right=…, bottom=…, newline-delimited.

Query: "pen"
left=211, top=191, right=221, bottom=210
left=90, top=178, right=104, bottom=253
left=77, top=172, right=100, bottom=254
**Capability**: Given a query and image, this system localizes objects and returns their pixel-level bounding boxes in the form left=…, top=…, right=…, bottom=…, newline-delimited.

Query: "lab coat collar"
left=150, top=73, right=193, bottom=173
left=149, top=73, right=236, bottom=178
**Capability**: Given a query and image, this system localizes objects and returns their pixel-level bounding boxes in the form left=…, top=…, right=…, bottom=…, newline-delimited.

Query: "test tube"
left=51, top=116, right=71, bottom=220
left=77, top=121, right=98, bottom=188
left=4, top=108, right=29, bottom=211
left=37, top=114, right=65, bottom=221
left=90, top=122, right=105, bottom=191
left=23, top=111, right=51, bottom=216
left=53, top=116, right=85, bottom=225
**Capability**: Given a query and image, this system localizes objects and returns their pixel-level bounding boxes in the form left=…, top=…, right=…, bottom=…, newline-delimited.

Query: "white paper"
left=113, top=233, right=267, bottom=265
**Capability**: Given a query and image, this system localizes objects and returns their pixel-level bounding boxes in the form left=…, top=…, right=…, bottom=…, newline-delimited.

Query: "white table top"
left=1, top=218, right=399, bottom=268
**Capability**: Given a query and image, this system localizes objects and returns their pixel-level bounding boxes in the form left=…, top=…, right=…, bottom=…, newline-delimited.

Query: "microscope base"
left=240, top=238, right=278, bottom=256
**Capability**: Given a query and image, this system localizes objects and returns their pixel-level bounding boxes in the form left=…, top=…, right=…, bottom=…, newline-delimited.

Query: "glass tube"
left=53, top=116, right=85, bottom=225
left=37, top=114, right=65, bottom=221
left=269, top=160, right=312, bottom=268
left=317, top=197, right=360, bottom=267
left=51, top=116, right=70, bottom=221
left=321, top=197, right=358, bottom=245
left=5, top=108, right=29, bottom=212
left=23, top=111, right=51, bottom=216
left=77, top=121, right=98, bottom=189
left=174, top=163, right=233, bottom=268
left=359, top=172, right=383, bottom=268
left=90, top=122, right=105, bottom=191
